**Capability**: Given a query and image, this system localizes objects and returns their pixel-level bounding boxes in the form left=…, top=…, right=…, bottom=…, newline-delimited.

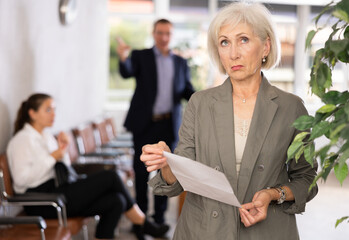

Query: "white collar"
left=23, top=123, right=44, bottom=139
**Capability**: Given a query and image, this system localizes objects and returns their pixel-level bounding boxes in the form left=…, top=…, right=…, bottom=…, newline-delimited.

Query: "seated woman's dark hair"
left=14, top=93, right=52, bottom=134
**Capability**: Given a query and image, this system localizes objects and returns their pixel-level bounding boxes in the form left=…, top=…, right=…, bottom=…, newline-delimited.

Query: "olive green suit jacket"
left=149, top=75, right=318, bottom=240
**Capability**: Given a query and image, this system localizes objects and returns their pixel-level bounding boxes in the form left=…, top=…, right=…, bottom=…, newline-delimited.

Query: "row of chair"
left=67, top=116, right=134, bottom=182
left=0, top=116, right=134, bottom=240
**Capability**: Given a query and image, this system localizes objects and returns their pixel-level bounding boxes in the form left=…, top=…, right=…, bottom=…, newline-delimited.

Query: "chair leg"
left=82, top=224, right=89, bottom=240
left=62, top=205, right=68, bottom=227
left=56, top=206, right=63, bottom=226
left=40, top=228, right=46, bottom=240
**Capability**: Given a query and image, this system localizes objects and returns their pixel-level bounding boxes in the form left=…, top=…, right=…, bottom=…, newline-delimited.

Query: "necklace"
left=233, top=93, right=257, bottom=103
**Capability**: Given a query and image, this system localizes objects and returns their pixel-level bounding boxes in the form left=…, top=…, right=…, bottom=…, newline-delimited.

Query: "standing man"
left=116, top=19, right=194, bottom=226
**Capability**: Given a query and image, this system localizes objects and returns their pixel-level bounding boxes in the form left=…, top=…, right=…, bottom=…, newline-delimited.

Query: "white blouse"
left=6, top=123, right=70, bottom=193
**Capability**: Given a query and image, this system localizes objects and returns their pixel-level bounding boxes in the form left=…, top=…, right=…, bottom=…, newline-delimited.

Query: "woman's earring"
left=262, top=57, right=266, bottom=63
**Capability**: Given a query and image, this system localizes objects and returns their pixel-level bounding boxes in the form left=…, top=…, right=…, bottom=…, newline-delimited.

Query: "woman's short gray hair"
left=207, top=2, right=281, bottom=74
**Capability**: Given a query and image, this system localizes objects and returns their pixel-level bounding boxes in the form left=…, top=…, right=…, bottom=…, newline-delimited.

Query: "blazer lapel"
left=211, top=79, right=238, bottom=193
left=173, top=55, right=179, bottom=92
left=237, top=76, right=278, bottom=202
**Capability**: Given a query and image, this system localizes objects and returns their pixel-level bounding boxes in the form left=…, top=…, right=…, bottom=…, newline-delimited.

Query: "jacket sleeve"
left=148, top=172, right=183, bottom=197
left=119, top=51, right=136, bottom=78
left=282, top=102, right=318, bottom=214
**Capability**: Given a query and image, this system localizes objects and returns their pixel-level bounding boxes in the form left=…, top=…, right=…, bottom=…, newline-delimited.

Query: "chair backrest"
left=0, top=153, right=14, bottom=199
left=92, top=119, right=111, bottom=146
left=72, top=124, right=97, bottom=154
left=104, top=117, right=117, bottom=140
left=65, top=131, right=80, bottom=164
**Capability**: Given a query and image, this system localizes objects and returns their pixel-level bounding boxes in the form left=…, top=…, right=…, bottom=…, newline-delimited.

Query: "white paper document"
left=163, top=152, right=241, bottom=207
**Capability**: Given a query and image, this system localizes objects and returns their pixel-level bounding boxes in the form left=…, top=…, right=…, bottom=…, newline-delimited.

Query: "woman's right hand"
left=57, top=132, right=69, bottom=150
left=51, top=132, right=69, bottom=161
left=51, top=149, right=65, bottom=161
left=140, top=141, right=171, bottom=172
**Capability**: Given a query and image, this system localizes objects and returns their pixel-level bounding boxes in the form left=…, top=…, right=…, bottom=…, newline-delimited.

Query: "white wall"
left=0, top=0, right=109, bottom=153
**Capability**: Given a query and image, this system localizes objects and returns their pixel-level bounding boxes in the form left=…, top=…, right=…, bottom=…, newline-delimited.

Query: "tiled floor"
left=73, top=196, right=177, bottom=240
left=74, top=171, right=349, bottom=240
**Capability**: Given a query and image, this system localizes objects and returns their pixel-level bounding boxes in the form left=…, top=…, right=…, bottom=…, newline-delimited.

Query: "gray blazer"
left=149, top=75, right=318, bottom=240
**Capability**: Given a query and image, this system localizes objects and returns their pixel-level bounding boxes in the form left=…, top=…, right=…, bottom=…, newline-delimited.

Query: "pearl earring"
left=262, top=57, right=266, bottom=63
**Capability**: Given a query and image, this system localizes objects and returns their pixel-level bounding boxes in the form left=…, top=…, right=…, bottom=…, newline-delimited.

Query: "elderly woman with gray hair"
left=140, top=2, right=318, bottom=239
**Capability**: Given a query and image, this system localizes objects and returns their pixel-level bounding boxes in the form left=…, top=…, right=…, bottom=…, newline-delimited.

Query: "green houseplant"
left=287, top=0, right=349, bottom=226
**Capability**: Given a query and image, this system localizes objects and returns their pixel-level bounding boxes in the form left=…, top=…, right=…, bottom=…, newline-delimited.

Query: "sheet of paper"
left=163, top=152, right=241, bottom=207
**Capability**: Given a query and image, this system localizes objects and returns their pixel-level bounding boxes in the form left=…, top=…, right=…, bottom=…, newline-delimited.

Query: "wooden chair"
left=65, top=130, right=117, bottom=175
left=0, top=216, right=49, bottom=240
left=0, top=153, right=88, bottom=239
left=91, top=119, right=134, bottom=177
left=93, top=118, right=133, bottom=150
left=72, top=123, right=125, bottom=158
left=68, top=127, right=132, bottom=184
left=104, top=116, right=133, bottom=142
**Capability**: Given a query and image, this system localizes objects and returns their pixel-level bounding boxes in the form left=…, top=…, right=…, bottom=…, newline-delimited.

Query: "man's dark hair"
left=153, top=19, right=172, bottom=32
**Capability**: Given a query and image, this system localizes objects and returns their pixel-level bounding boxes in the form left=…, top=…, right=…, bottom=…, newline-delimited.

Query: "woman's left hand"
left=239, top=189, right=273, bottom=227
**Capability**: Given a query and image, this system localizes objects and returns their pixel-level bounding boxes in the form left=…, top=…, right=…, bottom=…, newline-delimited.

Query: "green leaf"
left=335, top=216, right=349, bottom=228
left=339, top=140, right=349, bottom=154
left=344, top=102, right=349, bottom=119
left=305, top=30, right=317, bottom=50
left=317, top=63, right=332, bottom=89
left=309, top=121, right=331, bottom=140
left=322, top=91, right=341, bottom=104
left=292, top=115, right=315, bottom=130
left=314, top=112, right=327, bottom=124
left=323, top=91, right=349, bottom=105
left=335, top=0, right=349, bottom=20
left=304, top=143, right=315, bottom=167
left=338, top=49, right=349, bottom=63
left=332, top=9, right=349, bottom=22
left=334, top=163, right=348, bottom=185
left=338, top=148, right=349, bottom=168
left=317, top=145, right=331, bottom=165
left=338, top=91, right=349, bottom=104
left=310, top=67, right=325, bottom=97
left=315, top=48, right=325, bottom=61
left=328, top=23, right=340, bottom=41
left=344, top=26, right=349, bottom=39
left=294, top=132, right=309, bottom=142
left=330, top=123, right=347, bottom=140
left=287, top=141, right=303, bottom=162
left=329, top=39, right=349, bottom=58
left=316, top=104, right=337, bottom=113
left=340, top=127, right=349, bottom=141
left=309, top=173, right=322, bottom=191
left=334, top=108, right=346, bottom=125
left=295, top=145, right=305, bottom=163
left=322, top=155, right=337, bottom=181
left=312, top=49, right=325, bottom=74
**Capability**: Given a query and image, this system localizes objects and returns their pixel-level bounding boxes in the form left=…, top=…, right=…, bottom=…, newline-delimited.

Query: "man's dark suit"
left=119, top=47, right=194, bottom=223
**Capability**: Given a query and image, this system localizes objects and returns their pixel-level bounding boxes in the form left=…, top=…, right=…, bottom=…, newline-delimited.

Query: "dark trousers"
left=25, top=170, right=134, bottom=239
left=133, top=118, right=174, bottom=224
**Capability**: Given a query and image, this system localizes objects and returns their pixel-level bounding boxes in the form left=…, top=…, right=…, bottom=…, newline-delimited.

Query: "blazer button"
left=214, top=166, right=220, bottom=171
left=212, top=211, right=219, bottom=218
left=257, top=164, right=265, bottom=172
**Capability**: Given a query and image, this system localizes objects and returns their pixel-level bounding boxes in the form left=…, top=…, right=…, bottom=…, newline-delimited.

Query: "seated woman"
left=6, top=93, right=169, bottom=240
